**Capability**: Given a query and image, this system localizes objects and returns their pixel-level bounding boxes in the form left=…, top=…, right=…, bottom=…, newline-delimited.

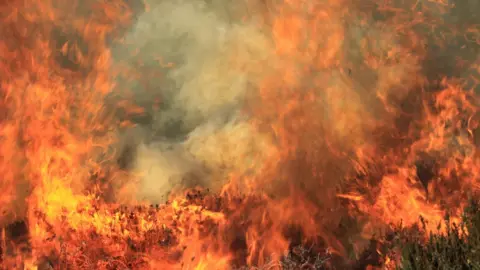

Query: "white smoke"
left=110, top=0, right=275, bottom=203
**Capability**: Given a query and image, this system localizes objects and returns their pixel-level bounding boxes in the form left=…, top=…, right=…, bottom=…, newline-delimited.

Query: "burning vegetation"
left=0, top=0, right=479, bottom=269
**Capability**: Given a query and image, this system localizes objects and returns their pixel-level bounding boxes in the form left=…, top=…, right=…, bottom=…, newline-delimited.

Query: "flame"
left=0, top=0, right=479, bottom=269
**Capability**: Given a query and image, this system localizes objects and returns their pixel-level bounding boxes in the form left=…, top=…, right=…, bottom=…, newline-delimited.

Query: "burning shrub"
left=390, top=199, right=480, bottom=270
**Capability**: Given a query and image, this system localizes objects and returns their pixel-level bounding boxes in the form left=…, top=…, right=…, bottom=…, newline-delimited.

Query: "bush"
left=393, top=199, right=480, bottom=270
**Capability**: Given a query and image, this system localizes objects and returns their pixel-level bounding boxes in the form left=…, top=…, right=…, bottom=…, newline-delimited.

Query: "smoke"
left=110, top=0, right=277, bottom=203
left=109, top=0, right=479, bottom=215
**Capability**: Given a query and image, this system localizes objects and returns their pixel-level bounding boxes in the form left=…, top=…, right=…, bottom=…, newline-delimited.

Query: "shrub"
left=393, top=199, right=480, bottom=270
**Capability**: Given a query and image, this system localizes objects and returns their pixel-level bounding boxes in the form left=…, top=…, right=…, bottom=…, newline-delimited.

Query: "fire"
left=0, top=0, right=479, bottom=269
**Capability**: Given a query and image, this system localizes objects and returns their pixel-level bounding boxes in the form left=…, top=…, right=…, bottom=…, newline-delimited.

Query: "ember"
left=0, top=0, right=478, bottom=269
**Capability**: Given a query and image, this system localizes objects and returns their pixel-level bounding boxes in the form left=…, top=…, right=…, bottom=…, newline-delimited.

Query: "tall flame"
left=0, top=0, right=478, bottom=269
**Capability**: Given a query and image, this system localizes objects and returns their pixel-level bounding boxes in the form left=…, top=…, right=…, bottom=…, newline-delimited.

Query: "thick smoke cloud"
left=110, top=0, right=276, bottom=203
left=109, top=0, right=479, bottom=206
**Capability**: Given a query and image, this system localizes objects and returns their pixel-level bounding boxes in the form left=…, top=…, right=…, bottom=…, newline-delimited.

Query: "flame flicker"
left=0, top=0, right=478, bottom=269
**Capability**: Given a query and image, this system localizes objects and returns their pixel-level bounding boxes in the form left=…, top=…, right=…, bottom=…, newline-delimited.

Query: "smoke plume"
left=109, top=0, right=479, bottom=209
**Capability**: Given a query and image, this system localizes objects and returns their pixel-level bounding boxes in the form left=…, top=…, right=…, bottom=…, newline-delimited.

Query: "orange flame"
left=0, top=0, right=478, bottom=269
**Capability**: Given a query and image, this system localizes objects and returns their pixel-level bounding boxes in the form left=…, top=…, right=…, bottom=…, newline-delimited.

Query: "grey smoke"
left=109, top=0, right=479, bottom=205
left=110, top=0, right=274, bottom=203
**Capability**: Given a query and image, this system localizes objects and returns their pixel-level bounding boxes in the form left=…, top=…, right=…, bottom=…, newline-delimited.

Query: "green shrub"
left=394, top=199, right=480, bottom=270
